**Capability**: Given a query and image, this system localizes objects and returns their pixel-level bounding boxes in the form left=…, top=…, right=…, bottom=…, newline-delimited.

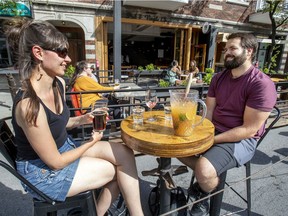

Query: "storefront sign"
left=129, top=12, right=172, bottom=23
left=0, top=0, right=32, bottom=17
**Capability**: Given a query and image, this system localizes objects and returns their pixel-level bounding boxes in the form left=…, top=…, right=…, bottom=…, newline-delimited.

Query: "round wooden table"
left=121, top=111, right=215, bottom=158
left=121, top=111, right=215, bottom=215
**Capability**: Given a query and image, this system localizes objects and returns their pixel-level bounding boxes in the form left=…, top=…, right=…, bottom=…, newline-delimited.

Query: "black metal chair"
left=0, top=116, right=97, bottom=216
left=189, top=106, right=281, bottom=216
left=5, top=73, right=19, bottom=100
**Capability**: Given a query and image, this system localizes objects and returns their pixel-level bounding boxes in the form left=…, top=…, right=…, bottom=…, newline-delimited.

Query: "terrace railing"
left=65, top=85, right=209, bottom=141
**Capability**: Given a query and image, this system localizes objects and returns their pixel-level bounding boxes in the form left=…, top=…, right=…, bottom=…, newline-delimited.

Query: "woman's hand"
left=114, top=85, right=120, bottom=90
left=80, top=112, right=94, bottom=125
left=80, top=130, right=103, bottom=147
left=90, top=130, right=103, bottom=143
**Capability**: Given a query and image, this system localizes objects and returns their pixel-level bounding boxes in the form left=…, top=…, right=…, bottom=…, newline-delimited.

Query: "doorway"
left=56, top=26, right=85, bottom=66
left=107, top=23, right=176, bottom=69
left=100, top=17, right=199, bottom=71
left=191, top=44, right=207, bottom=72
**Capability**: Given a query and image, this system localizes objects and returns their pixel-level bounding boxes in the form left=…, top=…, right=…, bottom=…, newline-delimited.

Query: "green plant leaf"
left=158, top=79, right=170, bottom=87
left=64, top=65, right=75, bottom=78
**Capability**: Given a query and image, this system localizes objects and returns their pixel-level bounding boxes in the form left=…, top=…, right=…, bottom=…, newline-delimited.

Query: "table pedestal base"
left=142, top=158, right=189, bottom=215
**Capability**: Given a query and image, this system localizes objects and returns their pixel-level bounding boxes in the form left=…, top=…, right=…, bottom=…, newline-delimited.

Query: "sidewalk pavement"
left=0, top=92, right=288, bottom=215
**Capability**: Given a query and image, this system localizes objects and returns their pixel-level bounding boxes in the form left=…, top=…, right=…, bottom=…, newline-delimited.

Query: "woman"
left=69, top=61, right=119, bottom=109
left=164, top=60, right=182, bottom=86
left=189, top=60, right=199, bottom=77
left=69, top=61, right=122, bottom=122
left=4, top=18, right=143, bottom=216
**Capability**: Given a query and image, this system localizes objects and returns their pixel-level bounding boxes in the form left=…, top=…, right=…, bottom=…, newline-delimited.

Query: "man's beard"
left=224, top=50, right=247, bottom=69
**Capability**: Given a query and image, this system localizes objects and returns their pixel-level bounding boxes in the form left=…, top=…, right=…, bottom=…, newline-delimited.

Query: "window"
left=226, top=0, right=249, bottom=6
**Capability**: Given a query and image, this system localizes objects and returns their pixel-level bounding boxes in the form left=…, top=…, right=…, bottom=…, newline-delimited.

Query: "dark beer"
left=92, top=110, right=107, bottom=132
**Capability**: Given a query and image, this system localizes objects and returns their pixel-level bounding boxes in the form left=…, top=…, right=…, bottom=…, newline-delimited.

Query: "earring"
left=37, top=63, right=43, bottom=81
left=37, top=74, right=43, bottom=81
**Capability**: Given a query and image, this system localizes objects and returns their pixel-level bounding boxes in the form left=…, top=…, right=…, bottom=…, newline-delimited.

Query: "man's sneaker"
left=187, top=182, right=201, bottom=202
left=188, top=182, right=210, bottom=216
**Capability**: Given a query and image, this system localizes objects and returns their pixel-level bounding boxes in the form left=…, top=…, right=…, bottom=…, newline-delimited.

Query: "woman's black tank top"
left=12, top=78, right=70, bottom=160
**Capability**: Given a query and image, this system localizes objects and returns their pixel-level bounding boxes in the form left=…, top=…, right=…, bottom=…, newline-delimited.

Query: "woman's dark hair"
left=4, top=17, right=69, bottom=125
left=227, top=33, right=258, bottom=61
left=171, top=60, right=178, bottom=67
left=190, top=60, right=197, bottom=70
left=68, top=60, right=88, bottom=90
left=75, top=61, right=88, bottom=74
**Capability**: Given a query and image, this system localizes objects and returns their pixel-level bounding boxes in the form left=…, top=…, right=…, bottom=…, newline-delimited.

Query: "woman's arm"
left=67, top=112, right=94, bottom=129
left=176, top=66, right=182, bottom=76
left=82, top=76, right=114, bottom=91
left=15, top=99, right=102, bottom=170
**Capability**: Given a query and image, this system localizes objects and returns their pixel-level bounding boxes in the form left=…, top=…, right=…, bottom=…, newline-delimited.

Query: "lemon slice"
left=185, top=112, right=194, bottom=120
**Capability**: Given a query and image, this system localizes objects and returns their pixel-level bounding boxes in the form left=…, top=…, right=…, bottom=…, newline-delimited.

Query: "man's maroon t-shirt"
left=207, top=66, right=277, bottom=138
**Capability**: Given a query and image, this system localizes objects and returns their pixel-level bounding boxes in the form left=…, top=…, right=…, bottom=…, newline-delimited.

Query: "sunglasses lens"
left=43, top=47, right=68, bottom=58
left=56, top=48, right=68, bottom=58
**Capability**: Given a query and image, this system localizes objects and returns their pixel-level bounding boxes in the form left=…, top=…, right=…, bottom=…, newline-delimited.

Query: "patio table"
left=121, top=110, right=214, bottom=214
left=110, top=82, right=146, bottom=116
left=271, top=77, right=287, bottom=83
left=111, top=82, right=146, bottom=99
left=133, top=70, right=164, bottom=84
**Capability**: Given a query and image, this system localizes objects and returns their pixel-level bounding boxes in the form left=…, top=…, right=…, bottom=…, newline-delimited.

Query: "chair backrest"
left=0, top=117, right=17, bottom=167
left=70, top=88, right=82, bottom=117
left=257, top=106, right=281, bottom=148
left=0, top=117, right=55, bottom=204
left=161, top=70, right=168, bottom=79
left=6, top=73, right=19, bottom=100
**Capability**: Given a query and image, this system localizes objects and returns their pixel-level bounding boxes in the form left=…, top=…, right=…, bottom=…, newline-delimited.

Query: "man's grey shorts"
left=203, top=137, right=257, bottom=176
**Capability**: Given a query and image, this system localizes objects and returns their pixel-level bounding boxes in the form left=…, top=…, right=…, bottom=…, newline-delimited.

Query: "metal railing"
left=65, top=85, right=209, bottom=140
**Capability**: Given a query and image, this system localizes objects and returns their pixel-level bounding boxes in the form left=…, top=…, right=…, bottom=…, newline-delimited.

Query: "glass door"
left=174, top=29, right=185, bottom=67
left=191, top=44, right=206, bottom=72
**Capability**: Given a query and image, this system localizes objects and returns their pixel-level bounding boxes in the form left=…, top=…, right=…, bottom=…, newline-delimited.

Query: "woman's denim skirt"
left=16, top=137, right=80, bottom=201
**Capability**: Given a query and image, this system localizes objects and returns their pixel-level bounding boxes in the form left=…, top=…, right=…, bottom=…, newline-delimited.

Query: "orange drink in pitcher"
left=169, top=89, right=207, bottom=137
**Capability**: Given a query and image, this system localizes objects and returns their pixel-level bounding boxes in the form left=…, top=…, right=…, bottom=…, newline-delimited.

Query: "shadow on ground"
left=0, top=182, right=32, bottom=215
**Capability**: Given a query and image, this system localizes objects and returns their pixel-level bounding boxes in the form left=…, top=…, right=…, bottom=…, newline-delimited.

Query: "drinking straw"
left=185, top=73, right=193, bottom=98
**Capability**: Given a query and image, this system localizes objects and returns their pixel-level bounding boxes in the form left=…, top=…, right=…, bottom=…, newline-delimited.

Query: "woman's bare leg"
left=83, top=141, right=143, bottom=216
left=67, top=141, right=143, bottom=215
left=96, top=180, right=120, bottom=215
left=67, top=157, right=118, bottom=215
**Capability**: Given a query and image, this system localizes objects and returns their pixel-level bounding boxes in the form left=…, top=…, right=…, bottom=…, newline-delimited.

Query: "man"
left=179, top=33, right=277, bottom=215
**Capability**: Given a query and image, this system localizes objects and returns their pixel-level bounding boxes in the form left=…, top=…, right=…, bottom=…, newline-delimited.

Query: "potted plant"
left=63, top=65, right=75, bottom=84
left=145, top=63, right=160, bottom=72
left=202, top=68, right=214, bottom=85
left=137, top=66, right=144, bottom=72
left=64, top=65, right=75, bottom=78
left=158, top=79, right=170, bottom=87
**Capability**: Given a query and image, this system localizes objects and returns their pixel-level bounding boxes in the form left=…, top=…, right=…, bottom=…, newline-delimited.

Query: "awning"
left=0, top=0, right=32, bottom=17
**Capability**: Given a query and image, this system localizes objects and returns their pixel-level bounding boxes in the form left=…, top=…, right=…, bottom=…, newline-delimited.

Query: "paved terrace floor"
left=1, top=92, right=288, bottom=215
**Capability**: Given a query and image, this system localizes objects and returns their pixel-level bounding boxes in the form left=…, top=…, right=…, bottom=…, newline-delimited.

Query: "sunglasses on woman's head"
left=42, top=47, right=68, bottom=58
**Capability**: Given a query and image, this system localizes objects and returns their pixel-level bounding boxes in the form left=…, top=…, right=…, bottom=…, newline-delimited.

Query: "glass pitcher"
left=169, top=89, right=207, bottom=137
